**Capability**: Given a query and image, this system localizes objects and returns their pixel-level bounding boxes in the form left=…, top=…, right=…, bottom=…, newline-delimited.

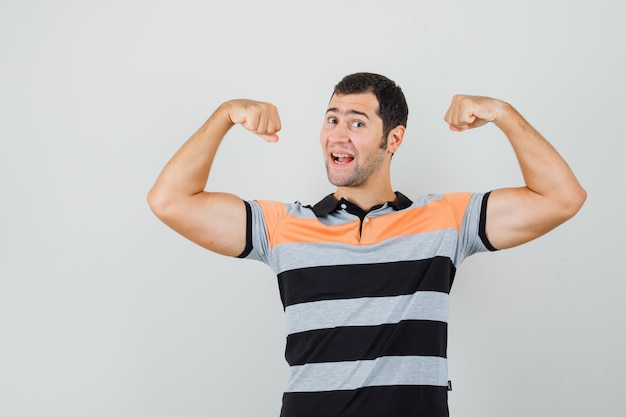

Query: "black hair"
left=333, top=72, right=408, bottom=146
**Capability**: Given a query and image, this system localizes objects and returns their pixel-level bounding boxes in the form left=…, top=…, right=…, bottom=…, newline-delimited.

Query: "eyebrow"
left=326, top=107, right=370, bottom=120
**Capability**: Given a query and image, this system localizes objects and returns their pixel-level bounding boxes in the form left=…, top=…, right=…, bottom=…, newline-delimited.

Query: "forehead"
left=327, top=92, right=381, bottom=119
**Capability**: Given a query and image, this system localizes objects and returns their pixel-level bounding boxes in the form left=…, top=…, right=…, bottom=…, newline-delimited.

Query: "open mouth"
left=332, top=152, right=355, bottom=165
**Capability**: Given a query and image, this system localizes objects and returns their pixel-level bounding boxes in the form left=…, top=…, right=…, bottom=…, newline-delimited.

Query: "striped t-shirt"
left=242, top=191, right=494, bottom=417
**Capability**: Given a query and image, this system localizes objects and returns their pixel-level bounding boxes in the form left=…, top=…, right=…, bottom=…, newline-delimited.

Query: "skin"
left=444, top=94, right=586, bottom=249
left=321, top=93, right=404, bottom=210
left=147, top=91, right=586, bottom=257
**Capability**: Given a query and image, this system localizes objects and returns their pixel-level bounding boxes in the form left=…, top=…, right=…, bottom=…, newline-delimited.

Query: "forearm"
left=147, top=104, right=233, bottom=212
left=445, top=94, right=586, bottom=248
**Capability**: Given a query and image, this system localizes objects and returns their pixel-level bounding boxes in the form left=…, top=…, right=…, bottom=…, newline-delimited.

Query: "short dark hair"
left=333, top=72, right=408, bottom=146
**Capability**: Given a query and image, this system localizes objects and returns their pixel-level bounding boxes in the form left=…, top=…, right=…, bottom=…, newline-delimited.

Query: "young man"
left=147, top=73, right=586, bottom=416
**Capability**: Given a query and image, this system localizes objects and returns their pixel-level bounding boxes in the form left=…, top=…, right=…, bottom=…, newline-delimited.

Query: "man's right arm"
left=147, top=99, right=281, bottom=257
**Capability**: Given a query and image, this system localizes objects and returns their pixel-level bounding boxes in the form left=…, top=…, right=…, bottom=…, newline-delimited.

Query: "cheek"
left=319, top=133, right=328, bottom=149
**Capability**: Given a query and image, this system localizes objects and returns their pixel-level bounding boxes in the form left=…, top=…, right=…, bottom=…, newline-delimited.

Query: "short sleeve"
left=443, top=192, right=496, bottom=263
left=238, top=200, right=270, bottom=263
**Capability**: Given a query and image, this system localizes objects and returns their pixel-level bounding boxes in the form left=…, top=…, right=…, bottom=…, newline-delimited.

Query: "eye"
left=351, top=121, right=364, bottom=128
left=327, top=117, right=338, bottom=124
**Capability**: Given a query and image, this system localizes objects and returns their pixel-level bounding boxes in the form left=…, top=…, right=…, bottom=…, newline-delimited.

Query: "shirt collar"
left=308, top=191, right=413, bottom=217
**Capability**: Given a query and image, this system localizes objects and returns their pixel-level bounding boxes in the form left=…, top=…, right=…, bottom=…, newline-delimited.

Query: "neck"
left=333, top=184, right=396, bottom=212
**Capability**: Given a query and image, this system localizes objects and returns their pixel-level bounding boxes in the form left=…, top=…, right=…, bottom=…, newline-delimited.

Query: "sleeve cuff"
left=479, top=191, right=498, bottom=251
left=236, top=200, right=254, bottom=258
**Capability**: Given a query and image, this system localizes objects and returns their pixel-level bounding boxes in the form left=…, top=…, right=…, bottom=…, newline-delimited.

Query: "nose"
left=328, top=123, right=350, bottom=143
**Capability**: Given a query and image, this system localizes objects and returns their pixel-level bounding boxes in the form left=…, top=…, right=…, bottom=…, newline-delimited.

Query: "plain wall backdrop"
left=1, top=0, right=624, bottom=416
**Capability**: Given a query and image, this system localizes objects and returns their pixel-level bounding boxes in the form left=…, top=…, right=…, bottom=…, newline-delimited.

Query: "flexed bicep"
left=148, top=99, right=282, bottom=256
left=162, top=192, right=248, bottom=257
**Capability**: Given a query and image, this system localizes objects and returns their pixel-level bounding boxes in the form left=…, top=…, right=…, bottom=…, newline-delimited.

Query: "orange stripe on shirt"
left=256, top=193, right=473, bottom=248
left=360, top=194, right=472, bottom=245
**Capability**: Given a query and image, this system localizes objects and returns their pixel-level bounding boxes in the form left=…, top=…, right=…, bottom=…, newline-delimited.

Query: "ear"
left=386, top=125, right=405, bottom=154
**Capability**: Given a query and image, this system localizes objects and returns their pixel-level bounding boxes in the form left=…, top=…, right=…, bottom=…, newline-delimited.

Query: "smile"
left=332, top=153, right=355, bottom=165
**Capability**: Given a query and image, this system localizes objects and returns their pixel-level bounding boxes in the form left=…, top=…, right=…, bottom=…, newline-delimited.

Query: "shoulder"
left=248, top=199, right=318, bottom=222
left=400, top=192, right=487, bottom=223
left=402, top=192, right=473, bottom=210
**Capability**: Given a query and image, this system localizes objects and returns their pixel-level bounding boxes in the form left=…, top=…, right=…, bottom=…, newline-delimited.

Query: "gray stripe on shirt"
left=285, top=356, right=449, bottom=392
left=285, top=291, right=448, bottom=335
left=270, top=229, right=461, bottom=274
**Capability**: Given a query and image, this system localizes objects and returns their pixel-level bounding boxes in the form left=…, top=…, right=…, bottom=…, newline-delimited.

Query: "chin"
left=325, top=163, right=367, bottom=188
left=327, top=175, right=364, bottom=188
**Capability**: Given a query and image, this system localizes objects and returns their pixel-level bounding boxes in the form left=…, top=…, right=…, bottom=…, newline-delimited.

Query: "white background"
left=1, top=0, right=624, bottom=416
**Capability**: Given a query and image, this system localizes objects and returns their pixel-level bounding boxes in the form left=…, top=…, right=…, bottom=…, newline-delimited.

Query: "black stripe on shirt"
left=280, top=385, right=449, bottom=417
left=278, top=256, right=456, bottom=308
left=285, top=320, right=448, bottom=366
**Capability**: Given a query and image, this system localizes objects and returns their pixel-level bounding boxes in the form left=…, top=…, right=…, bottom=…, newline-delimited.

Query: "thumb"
left=260, top=133, right=280, bottom=142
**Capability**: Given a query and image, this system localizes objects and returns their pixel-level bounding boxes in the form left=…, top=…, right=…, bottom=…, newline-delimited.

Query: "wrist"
left=216, top=101, right=237, bottom=126
left=493, top=101, right=516, bottom=126
left=198, top=102, right=237, bottom=137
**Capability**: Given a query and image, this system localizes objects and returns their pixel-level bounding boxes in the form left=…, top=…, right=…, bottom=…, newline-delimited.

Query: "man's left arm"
left=445, top=95, right=587, bottom=250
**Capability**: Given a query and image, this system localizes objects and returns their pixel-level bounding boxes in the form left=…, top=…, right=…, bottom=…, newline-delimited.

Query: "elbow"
left=561, top=184, right=587, bottom=220
left=147, top=186, right=174, bottom=221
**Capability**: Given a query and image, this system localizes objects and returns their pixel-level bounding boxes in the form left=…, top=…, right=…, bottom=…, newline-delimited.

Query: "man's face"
left=320, top=92, right=389, bottom=187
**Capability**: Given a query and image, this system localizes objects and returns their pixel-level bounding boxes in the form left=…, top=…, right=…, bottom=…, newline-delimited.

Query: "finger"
left=446, top=112, right=474, bottom=131
left=257, top=113, right=280, bottom=136
left=448, top=124, right=466, bottom=132
left=260, top=133, right=280, bottom=142
left=242, top=116, right=260, bottom=134
left=449, top=108, right=478, bottom=131
left=264, top=108, right=282, bottom=135
left=444, top=97, right=467, bottom=126
left=254, top=111, right=268, bottom=135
